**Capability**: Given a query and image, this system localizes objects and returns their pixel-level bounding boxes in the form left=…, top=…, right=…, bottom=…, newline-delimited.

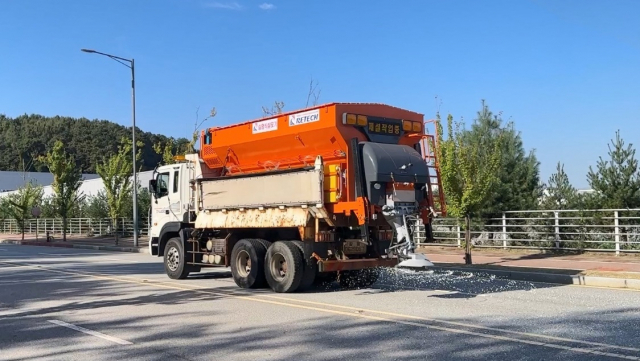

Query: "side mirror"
left=149, top=179, right=157, bottom=197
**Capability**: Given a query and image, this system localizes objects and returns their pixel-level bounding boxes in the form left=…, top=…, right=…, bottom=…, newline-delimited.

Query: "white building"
left=0, top=170, right=154, bottom=199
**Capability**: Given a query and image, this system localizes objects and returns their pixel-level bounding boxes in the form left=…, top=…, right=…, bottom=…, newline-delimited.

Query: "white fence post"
left=614, top=210, right=620, bottom=256
left=554, top=211, right=560, bottom=249
left=502, top=212, right=507, bottom=249
left=457, top=224, right=461, bottom=248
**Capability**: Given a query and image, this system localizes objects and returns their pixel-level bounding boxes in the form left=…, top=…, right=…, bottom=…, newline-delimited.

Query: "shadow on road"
left=1, top=252, right=640, bottom=360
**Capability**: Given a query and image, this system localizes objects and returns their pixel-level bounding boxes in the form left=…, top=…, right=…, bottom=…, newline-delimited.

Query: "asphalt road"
left=1, top=244, right=639, bottom=361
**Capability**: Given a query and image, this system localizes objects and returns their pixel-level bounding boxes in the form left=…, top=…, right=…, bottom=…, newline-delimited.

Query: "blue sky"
left=1, top=0, right=638, bottom=188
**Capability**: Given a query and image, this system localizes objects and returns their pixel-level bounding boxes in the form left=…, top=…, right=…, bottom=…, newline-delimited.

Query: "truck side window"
left=173, top=170, right=179, bottom=193
left=157, top=172, right=170, bottom=197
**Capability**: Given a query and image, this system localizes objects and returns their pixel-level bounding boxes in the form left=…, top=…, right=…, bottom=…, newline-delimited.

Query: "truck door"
left=153, top=169, right=182, bottom=226
left=169, top=165, right=183, bottom=221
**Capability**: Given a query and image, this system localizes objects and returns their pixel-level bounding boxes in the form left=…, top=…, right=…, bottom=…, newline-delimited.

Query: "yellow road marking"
left=1, top=260, right=639, bottom=360
left=187, top=283, right=640, bottom=354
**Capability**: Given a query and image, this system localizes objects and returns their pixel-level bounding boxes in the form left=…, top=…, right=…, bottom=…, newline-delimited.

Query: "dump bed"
left=199, top=103, right=424, bottom=175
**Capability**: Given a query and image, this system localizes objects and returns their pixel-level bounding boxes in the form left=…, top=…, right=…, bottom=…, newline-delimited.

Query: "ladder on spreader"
left=420, top=120, right=447, bottom=217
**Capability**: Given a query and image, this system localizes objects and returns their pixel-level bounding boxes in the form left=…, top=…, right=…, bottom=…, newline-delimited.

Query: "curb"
left=0, top=239, right=148, bottom=254
left=431, top=265, right=640, bottom=290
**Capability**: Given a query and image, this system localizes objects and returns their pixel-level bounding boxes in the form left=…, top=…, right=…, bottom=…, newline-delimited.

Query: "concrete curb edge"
left=0, top=239, right=148, bottom=254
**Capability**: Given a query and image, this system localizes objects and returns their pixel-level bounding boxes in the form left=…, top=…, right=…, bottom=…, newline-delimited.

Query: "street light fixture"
left=81, top=48, right=139, bottom=247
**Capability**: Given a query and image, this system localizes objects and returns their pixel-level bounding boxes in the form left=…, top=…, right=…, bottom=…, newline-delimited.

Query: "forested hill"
left=0, top=114, right=187, bottom=173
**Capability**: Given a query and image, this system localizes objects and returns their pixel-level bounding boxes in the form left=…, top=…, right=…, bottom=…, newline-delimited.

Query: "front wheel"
left=164, top=237, right=190, bottom=279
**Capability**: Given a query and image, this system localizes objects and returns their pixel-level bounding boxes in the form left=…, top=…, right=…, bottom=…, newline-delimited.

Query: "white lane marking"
left=38, top=252, right=104, bottom=256
left=35, top=253, right=140, bottom=263
left=99, top=258, right=139, bottom=263
left=47, top=320, right=133, bottom=345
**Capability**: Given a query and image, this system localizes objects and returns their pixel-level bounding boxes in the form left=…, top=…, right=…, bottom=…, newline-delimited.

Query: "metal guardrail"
left=3, top=209, right=640, bottom=255
left=422, top=209, right=640, bottom=255
left=0, top=218, right=149, bottom=237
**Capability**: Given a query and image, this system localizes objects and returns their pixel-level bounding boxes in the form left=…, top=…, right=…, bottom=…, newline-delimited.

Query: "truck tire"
left=265, top=241, right=304, bottom=293
left=230, top=239, right=268, bottom=289
left=291, top=241, right=317, bottom=292
left=254, top=239, right=272, bottom=253
left=339, top=268, right=380, bottom=289
left=164, top=237, right=190, bottom=279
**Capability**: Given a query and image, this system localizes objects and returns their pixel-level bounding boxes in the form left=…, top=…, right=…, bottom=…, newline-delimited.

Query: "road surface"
left=1, top=244, right=639, bottom=361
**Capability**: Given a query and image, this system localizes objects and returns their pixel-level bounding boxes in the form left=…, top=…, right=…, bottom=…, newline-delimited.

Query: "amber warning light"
left=342, top=113, right=422, bottom=134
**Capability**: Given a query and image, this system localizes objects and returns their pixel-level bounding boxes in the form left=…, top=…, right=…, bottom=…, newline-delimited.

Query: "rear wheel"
left=230, top=239, right=268, bottom=289
left=291, top=241, right=317, bottom=292
left=265, top=241, right=304, bottom=293
left=164, top=237, right=190, bottom=279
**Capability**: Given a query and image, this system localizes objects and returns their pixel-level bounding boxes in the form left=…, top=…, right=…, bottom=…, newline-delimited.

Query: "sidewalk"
left=0, top=233, right=149, bottom=253
left=421, top=246, right=640, bottom=273
left=418, top=246, right=640, bottom=290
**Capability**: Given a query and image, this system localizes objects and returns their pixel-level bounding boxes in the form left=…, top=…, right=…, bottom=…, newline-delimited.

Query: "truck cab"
left=148, top=160, right=193, bottom=255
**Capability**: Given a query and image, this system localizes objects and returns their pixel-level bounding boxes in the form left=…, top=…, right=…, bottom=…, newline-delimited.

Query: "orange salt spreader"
left=148, top=102, right=446, bottom=293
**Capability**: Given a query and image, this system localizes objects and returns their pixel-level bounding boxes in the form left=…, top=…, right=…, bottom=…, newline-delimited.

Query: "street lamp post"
left=81, top=48, right=139, bottom=247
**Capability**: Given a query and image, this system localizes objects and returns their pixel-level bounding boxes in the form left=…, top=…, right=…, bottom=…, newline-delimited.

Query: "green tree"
left=586, top=130, right=640, bottom=209
left=39, top=140, right=85, bottom=241
left=543, top=162, right=579, bottom=210
left=137, top=187, right=152, bottom=224
left=5, top=181, right=43, bottom=240
left=437, top=113, right=502, bottom=264
left=152, top=107, right=216, bottom=165
left=84, top=192, right=110, bottom=221
left=0, top=197, right=11, bottom=220
left=96, top=137, right=143, bottom=243
left=463, top=100, right=542, bottom=216
left=152, top=138, right=179, bottom=165
left=40, top=195, right=58, bottom=218
left=0, top=113, right=176, bottom=173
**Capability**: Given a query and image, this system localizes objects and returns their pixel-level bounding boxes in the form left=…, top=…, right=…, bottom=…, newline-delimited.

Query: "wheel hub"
left=167, top=247, right=180, bottom=271
left=270, top=253, right=287, bottom=281
left=236, top=250, right=251, bottom=277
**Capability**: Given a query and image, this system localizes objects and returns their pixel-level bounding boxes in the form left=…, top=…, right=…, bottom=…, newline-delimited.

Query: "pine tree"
left=586, top=130, right=640, bottom=209
left=463, top=100, right=542, bottom=216
left=543, top=162, right=579, bottom=210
